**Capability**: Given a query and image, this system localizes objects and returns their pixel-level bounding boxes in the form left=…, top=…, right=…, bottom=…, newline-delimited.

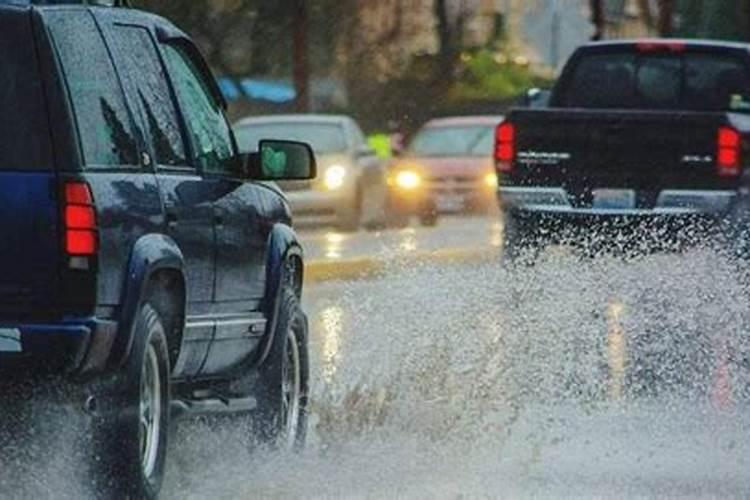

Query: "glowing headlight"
left=395, top=170, right=421, bottom=189
left=324, top=165, right=347, bottom=190
left=484, top=172, right=498, bottom=188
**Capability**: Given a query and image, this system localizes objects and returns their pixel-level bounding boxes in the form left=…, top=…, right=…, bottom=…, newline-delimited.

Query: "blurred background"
left=129, top=0, right=750, bottom=140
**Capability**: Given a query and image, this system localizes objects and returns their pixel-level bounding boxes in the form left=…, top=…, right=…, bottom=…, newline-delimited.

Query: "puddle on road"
left=164, top=247, right=750, bottom=498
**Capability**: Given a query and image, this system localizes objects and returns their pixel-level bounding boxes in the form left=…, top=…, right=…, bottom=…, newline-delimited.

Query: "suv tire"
left=254, top=269, right=309, bottom=451
left=94, top=303, right=170, bottom=500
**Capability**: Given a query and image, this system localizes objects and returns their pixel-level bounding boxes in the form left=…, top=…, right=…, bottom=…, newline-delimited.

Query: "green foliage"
left=449, top=50, right=551, bottom=101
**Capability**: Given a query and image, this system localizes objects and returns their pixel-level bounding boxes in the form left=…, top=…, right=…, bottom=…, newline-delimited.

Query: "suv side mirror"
left=245, top=140, right=317, bottom=181
left=522, top=87, right=551, bottom=108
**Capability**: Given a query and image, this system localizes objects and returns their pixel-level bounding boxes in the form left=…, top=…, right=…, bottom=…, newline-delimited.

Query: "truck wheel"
left=361, top=184, right=387, bottom=231
left=419, top=203, right=438, bottom=227
left=93, top=303, right=170, bottom=500
left=337, top=188, right=362, bottom=232
left=385, top=199, right=410, bottom=229
left=255, top=272, right=309, bottom=451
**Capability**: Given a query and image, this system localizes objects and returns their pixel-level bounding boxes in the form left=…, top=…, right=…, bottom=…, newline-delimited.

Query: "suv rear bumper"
left=499, top=187, right=736, bottom=216
left=0, top=317, right=117, bottom=378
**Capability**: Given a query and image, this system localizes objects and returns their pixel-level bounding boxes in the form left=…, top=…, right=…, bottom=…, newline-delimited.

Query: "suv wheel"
left=255, top=267, right=309, bottom=451
left=94, top=303, right=170, bottom=499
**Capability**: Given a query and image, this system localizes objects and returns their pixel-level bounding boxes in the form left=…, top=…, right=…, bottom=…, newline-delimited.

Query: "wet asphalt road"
left=4, top=214, right=750, bottom=498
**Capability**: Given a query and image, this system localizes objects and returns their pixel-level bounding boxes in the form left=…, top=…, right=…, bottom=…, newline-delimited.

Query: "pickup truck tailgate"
left=508, top=109, right=736, bottom=198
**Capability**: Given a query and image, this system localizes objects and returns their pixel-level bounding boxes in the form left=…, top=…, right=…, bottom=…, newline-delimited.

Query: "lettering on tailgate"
left=517, top=151, right=572, bottom=166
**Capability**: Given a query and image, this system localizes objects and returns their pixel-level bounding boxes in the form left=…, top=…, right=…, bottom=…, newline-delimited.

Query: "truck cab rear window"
left=561, top=52, right=750, bottom=112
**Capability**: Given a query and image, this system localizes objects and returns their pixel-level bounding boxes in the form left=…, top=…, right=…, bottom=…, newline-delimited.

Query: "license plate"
left=592, top=189, right=636, bottom=210
left=437, top=195, right=464, bottom=212
left=0, top=328, right=21, bottom=352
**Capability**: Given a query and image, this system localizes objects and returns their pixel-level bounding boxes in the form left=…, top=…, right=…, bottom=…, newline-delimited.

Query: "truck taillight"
left=64, top=181, right=98, bottom=256
left=717, top=126, right=742, bottom=177
left=495, top=121, right=515, bottom=173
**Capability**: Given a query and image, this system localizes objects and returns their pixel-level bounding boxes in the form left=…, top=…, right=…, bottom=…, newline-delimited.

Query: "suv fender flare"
left=110, top=234, right=185, bottom=369
left=255, top=223, right=304, bottom=367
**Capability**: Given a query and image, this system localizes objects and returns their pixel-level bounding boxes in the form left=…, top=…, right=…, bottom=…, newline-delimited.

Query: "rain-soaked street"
left=4, top=215, right=750, bottom=498
left=5, top=2, right=750, bottom=498
left=158, top=215, right=750, bottom=498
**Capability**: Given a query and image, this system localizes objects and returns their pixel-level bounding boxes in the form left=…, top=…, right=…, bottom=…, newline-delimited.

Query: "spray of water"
left=164, top=247, right=750, bottom=498
left=3, top=246, right=750, bottom=498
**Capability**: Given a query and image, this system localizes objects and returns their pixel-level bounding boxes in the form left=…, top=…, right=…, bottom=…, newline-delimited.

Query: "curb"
left=305, top=246, right=498, bottom=284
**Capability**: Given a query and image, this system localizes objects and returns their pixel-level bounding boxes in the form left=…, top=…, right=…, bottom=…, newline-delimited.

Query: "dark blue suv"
left=0, top=1, right=316, bottom=497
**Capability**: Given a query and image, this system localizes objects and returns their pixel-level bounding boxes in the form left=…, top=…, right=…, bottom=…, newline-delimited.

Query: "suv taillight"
left=64, top=181, right=98, bottom=256
left=717, top=126, right=742, bottom=177
left=495, top=121, right=515, bottom=173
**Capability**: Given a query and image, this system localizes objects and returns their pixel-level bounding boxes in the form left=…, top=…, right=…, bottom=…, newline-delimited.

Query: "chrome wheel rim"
left=140, top=342, right=161, bottom=478
left=281, top=326, right=302, bottom=449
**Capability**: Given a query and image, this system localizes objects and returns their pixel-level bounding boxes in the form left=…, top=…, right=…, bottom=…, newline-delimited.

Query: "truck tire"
left=361, top=184, right=387, bottom=231
left=93, top=303, right=170, bottom=500
left=419, top=203, right=439, bottom=227
left=338, top=187, right=362, bottom=232
left=385, top=199, right=410, bottom=229
left=254, top=272, right=309, bottom=451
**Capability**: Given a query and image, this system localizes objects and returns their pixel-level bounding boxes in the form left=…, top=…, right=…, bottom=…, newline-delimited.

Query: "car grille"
left=425, top=175, right=481, bottom=195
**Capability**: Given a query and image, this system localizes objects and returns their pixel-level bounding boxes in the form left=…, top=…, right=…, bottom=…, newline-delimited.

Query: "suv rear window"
left=0, top=9, right=53, bottom=170
left=47, top=10, right=139, bottom=167
left=561, top=51, right=750, bottom=112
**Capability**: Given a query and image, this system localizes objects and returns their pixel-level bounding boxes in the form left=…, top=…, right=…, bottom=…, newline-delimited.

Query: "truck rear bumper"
left=499, top=187, right=736, bottom=216
left=0, top=318, right=117, bottom=378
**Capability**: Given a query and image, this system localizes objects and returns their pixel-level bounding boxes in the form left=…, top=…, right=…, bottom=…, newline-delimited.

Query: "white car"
left=235, top=114, right=387, bottom=231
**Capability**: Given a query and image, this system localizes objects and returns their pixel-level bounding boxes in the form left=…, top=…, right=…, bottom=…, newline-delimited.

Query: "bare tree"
left=434, top=0, right=470, bottom=83
left=637, top=0, right=655, bottom=30
left=435, top=0, right=454, bottom=79
left=589, top=0, right=605, bottom=41
left=656, top=0, right=675, bottom=36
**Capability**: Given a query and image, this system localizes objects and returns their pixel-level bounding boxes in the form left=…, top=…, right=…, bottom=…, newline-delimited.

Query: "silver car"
left=235, top=114, right=386, bottom=231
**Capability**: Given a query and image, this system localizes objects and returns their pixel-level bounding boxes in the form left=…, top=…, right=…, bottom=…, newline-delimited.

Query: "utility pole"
left=292, top=0, right=309, bottom=112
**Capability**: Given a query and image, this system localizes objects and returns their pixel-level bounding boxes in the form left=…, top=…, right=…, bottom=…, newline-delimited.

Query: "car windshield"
left=561, top=51, right=750, bottom=112
left=235, top=122, right=347, bottom=155
left=408, top=126, right=495, bottom=157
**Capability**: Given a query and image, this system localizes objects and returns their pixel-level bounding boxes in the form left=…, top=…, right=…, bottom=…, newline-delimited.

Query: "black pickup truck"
left=497, top=40, right=750, bottom=258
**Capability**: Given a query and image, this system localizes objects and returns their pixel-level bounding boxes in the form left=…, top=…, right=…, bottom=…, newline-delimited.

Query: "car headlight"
left=394, top=170, right=421, bottom=190
left=484, top=172, right=498, bottom=188
left=324, top=165, right=347, bottom=190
